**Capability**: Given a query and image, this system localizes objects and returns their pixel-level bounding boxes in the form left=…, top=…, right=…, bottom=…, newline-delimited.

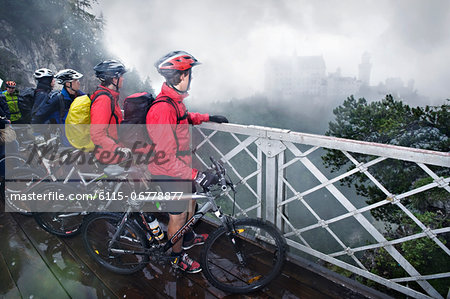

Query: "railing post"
left=257, top=148, right=263, bottom=219
left=277, top=151, right=286, bottom=232
left=257, top=137, right=286, bottom=226
left=265, top=154, right=277, bottom=224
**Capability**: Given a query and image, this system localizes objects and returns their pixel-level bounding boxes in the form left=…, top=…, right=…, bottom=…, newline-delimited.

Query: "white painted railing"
left=193, top=122, right=450, bottom=299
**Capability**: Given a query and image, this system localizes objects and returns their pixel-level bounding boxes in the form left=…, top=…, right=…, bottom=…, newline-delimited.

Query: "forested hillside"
left=0, top=0, right=152, bottom=97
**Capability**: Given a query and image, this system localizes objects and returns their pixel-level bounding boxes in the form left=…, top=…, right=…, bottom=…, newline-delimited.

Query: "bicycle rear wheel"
left=34, top=211, right=85, bottom=237
left=1, top=154, right=27, bottom=169
left=5, top=166, right=45, bottom=193
left=4, top=167, right=45, bottom=215
left=201, top=218, right=286, bottom=294
left=82, top=213, right=150, bottom=274
left=31, top=183, right=84, bottom=236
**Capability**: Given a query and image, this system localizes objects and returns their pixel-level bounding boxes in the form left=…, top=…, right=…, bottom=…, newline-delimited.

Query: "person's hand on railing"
left=209, top=115, right=229, bottom=123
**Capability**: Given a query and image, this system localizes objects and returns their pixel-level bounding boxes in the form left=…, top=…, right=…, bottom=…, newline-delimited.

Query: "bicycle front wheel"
left=82, top=213, right=150, bottom=274
left=201, top=218, right=286, bottom=294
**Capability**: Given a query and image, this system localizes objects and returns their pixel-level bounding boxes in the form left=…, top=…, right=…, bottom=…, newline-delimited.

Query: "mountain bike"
left=82, top=157, right=286, bottom=294
left=31, top=162, right=149, bottom=237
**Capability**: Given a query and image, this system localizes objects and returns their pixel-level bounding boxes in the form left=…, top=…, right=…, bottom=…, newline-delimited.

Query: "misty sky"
left=96, top=0, right=450, bottom=105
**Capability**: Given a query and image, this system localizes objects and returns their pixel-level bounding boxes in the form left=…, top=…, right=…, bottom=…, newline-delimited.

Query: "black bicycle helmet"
left=93, top=59, right=127, bottom=81
left=55, top=69, right=83, bottom=84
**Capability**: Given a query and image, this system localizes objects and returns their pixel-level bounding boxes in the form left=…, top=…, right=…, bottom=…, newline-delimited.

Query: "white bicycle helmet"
left=34, top=68, right=54, bottom=79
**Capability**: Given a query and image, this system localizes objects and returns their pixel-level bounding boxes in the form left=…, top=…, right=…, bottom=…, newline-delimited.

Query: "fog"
left=95, top=0, right=450, bottom=105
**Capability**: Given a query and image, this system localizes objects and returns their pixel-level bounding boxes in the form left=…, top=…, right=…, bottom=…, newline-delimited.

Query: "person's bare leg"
left=168, top=212, right=187, bottom=253
left=187, top=200, right=196, bottom=220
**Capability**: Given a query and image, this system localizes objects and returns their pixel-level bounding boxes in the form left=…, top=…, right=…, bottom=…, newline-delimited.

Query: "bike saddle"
left=103, top=164, right=126, bottom=176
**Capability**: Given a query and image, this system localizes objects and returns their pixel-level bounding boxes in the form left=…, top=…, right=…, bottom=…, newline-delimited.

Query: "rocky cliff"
left=0, top=0, right=106, bottom=91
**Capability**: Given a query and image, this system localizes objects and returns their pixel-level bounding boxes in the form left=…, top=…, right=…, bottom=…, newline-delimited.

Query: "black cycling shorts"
left=151, top=175, right=195, bottom=215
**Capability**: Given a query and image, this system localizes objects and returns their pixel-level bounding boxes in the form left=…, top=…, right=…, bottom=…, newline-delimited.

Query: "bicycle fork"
left=222, top=216, right=246, bottom=266
left=212, top=205, right=247, bottom=266
left=108, top=211, right=131, bottom=254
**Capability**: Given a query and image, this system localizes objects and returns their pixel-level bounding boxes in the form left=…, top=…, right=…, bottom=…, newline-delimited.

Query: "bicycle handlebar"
left=210, top=156, right=228, bottom=191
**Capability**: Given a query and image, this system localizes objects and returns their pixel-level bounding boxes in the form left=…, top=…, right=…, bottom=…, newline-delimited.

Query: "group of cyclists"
left=1, top=50, right=230, bottom=273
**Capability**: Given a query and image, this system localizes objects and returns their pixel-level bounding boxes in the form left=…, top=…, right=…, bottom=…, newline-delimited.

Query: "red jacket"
left=146, top=83, right=209, bottom=179
left=90, top=86, right=124, bottom=164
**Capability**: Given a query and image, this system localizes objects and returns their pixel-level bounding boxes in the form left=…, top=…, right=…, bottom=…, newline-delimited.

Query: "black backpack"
left=119, top=92, right=187, bottom=149
left=18, top=87, right=35, bottom=123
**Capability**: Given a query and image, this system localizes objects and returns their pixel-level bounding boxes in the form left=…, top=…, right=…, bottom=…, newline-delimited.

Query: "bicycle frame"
left=109, top=191, right=232, bottom=256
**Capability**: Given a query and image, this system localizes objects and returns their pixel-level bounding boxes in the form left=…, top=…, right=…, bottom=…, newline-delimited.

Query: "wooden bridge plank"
left=11, top=212, right=118, bottom=299
left=62, top=225, right=216, bottom=299
left=0, top=211, right=69, bottom=298
left=0, top=251, right=22, bottom=299
left=1, top=203, right=387, bottom=298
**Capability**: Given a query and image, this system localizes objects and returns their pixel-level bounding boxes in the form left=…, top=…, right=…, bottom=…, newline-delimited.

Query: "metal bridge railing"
left=192, top=122, right=450, bottom=299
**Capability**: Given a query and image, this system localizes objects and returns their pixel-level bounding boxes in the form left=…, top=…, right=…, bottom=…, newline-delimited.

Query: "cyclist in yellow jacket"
left=0, top=81, right=21, bottom=123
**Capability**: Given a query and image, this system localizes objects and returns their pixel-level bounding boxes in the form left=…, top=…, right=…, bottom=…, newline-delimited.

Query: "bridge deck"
left=0, top=204, right=389, bottom=299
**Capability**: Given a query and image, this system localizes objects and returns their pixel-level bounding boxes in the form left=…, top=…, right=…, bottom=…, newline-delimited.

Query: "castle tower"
left=358, top=52, right=372, bottom=86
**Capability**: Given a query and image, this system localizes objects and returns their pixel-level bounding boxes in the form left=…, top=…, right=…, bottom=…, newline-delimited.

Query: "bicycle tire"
left=31, top=183, right=85, bottom=236
left=3, top=153, right=46, bottom=173
left=4, top=167, right=46, bottom=215
left=82, top=213, right=150, bottom=274
left=34, top=211, right=85, bottom=237
left=4, top=166, right=45, bottom=193
left=201, top=218, right=286, bottom=294
left=1, top=154, right=27, bottom=170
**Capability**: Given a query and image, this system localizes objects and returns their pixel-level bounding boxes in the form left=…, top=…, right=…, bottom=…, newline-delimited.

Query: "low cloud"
left=96, top=0, right=450, bottom=104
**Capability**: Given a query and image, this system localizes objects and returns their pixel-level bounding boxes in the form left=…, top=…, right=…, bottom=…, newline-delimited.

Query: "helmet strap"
left=170, top=84, right=187, bottom=94
left=112, top=77, right=120, bottom=91
left=186, top=69, right=193, bottom=91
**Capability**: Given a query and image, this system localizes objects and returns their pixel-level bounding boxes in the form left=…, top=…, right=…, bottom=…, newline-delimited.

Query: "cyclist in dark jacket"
left=0, top=92, right=11, bottom=125
left=43, top=69, right=84, bottom=124
left=31, top=68, right=55, bottom=124
left=0, top=90, right=11, bottom=177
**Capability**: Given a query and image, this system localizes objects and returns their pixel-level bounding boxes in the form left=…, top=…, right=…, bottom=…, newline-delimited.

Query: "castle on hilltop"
left=264, top=52, right=418, bottom=103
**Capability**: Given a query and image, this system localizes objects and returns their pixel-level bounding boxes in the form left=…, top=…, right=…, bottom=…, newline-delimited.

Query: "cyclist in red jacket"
left=148, top=51, right=228, bottom=273
left=90, top=60, right=132, bottom=164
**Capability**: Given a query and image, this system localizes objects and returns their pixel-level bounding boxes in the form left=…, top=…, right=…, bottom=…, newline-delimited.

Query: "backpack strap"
left=152, top=96, right=188, bottom=124
left=91, top=90, right=120, bottom=143
left=91, top=91, right=119, bottom=125
left=151, top=96, right=191, bottom=157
